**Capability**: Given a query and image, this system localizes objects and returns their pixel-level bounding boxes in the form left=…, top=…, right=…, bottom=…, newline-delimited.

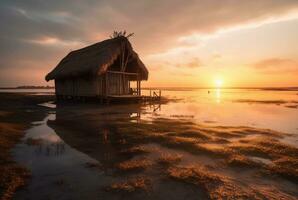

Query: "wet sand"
left=1, top=91, right=298, bottom=199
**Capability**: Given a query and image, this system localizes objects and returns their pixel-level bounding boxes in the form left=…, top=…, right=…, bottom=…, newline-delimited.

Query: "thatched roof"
left=45, top=36, right=148, bottom=81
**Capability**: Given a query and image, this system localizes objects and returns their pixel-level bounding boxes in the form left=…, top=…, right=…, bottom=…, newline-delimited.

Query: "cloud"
left=252, top=58, right=298, bottom=73
left=1, top=0, right=298, bottom=86
left=174, top=58, right=202, bottom=68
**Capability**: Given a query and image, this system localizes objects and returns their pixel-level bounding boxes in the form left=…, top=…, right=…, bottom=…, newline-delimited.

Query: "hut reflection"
left=47, top=104, right=143, bottom=170
left=33, top=141, right=65, bottom=157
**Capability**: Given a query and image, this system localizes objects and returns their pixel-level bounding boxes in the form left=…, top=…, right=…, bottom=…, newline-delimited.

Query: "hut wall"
left=95, top=76, right=104, bottom=96
left=76, top=78, right=97, bottom=96
left=55, top=78, right=98, bottom=97
left=55, top=74, right=131, bottom=97
left=107, top=73, right=130, bottom=95
left=55, top=79, right=76, bottom=96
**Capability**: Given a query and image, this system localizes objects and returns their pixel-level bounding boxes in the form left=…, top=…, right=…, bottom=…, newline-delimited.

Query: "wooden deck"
left=56, top=90, right=162, bottom=104
left=106, top=94, right=160, bottom=103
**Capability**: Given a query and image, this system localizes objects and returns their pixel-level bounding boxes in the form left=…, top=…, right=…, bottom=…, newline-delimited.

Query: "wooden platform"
left=107, top=95, right=160, bottom=103
left=56, top=90, right=162, bottom=104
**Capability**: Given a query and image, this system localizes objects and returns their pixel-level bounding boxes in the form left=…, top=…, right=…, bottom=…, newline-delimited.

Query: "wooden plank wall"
left=55, top=74, right=131, bottom=97
left=106, top=73, right=129, bottom=95
left=56, top=78, right=98, bottom=97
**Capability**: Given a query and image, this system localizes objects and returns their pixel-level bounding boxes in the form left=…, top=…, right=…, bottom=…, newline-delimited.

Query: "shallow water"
left=0, top=88, right=55, bottom=93
left=13, top=114, right=115, bottom=199
left=13, top=89, right=298, bottom=199
left=142, top=89, right=298, bottom=135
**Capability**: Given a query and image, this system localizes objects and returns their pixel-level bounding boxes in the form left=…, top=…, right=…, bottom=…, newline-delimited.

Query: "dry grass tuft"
left=117, top=158, right=153, bottom=172
left=105, top=177, right=151, bottom=193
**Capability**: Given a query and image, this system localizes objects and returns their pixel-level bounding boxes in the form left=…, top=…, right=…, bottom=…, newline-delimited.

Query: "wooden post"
left=136, top=74, right=139, bottom=96
left=128, top=80, right=130, bottom=94
left=139, top=80, right=141, bottom=96
left=118, top=74, right=121, bottom=95
left=105, top=73, right=109, bottom=97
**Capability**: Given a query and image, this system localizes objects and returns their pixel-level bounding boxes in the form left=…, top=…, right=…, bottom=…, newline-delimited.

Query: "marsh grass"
left=0, top=93, right=53, bottom=200
left=120, top=146, right=149, bottom=156
left=105, top=177, right=151, bottom=193
left=0, top=122, right=31, bottom=200
left=166, top=166, right=257, bottom=199
left=261, top=156, right=298, bottom=182
left=157, top=153, right=182, bottom=166
left=0, top=164, right=30, bottom=200
left=117, top=118, right=298, bottom=188
left=166, top=166, right=297, bottom=200
left=226, top=137, right=298, bottom=183
left=117, top=158, right=153, bottom=172
left=225, top=154, right=262, bottom=168
left=49, top=109, right=298, bottom=198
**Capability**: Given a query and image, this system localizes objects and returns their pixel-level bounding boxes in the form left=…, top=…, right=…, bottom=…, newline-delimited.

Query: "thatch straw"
left=45, top=36, right=148, bottom=81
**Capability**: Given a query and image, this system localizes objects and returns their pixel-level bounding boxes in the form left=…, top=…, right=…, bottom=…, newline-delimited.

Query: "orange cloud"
left=252, top=58, right=298, bottom=73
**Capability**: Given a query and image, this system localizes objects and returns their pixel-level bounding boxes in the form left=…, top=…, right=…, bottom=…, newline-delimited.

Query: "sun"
left=214, top=79, right=223, bottom=88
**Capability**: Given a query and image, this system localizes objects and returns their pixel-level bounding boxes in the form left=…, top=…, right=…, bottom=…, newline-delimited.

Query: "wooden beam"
left=136, top=73, right=141, bottom=96
left=107, top=70, right=138, bottom=76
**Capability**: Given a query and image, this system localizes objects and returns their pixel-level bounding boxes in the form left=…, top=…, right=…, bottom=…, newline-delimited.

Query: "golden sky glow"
left=142, top=17, right=298, bottom=88
left=1, top=1, right=298, bottom=87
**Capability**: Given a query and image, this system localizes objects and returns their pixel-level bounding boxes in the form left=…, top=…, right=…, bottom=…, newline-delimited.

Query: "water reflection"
left=33, top=141, right=65, bottom=157
left=215, top=88, right=221, bottom=103
left=46, top=104, right=144, bottom=169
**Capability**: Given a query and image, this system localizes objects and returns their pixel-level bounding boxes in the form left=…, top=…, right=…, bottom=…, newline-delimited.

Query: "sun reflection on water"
left=215, top=88, right=221, bottom=103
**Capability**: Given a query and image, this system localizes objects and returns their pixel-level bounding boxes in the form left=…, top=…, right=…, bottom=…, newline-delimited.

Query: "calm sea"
left=2, top=88, right=298, bottom=135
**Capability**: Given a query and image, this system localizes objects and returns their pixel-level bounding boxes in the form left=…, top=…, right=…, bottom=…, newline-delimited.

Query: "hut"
left=45, top=35, right=148, bottom=102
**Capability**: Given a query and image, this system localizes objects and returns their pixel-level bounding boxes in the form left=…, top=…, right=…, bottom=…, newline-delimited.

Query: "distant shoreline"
left=0, top=86, right=54, bottom=89
left=143, top=87, right=298, bottom=91
left=1, top=86, right=298, bottom=91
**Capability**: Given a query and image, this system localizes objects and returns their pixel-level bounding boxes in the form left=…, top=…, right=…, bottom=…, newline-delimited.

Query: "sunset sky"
left=1, top=0, right=298, bottom=87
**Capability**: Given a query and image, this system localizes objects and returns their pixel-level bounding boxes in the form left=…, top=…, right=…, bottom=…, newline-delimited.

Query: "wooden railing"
left=149, top=89, right=161, bottom=100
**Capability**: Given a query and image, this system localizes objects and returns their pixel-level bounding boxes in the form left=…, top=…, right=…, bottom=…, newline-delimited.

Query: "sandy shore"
left=0, top=93, right=54, bottom=200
